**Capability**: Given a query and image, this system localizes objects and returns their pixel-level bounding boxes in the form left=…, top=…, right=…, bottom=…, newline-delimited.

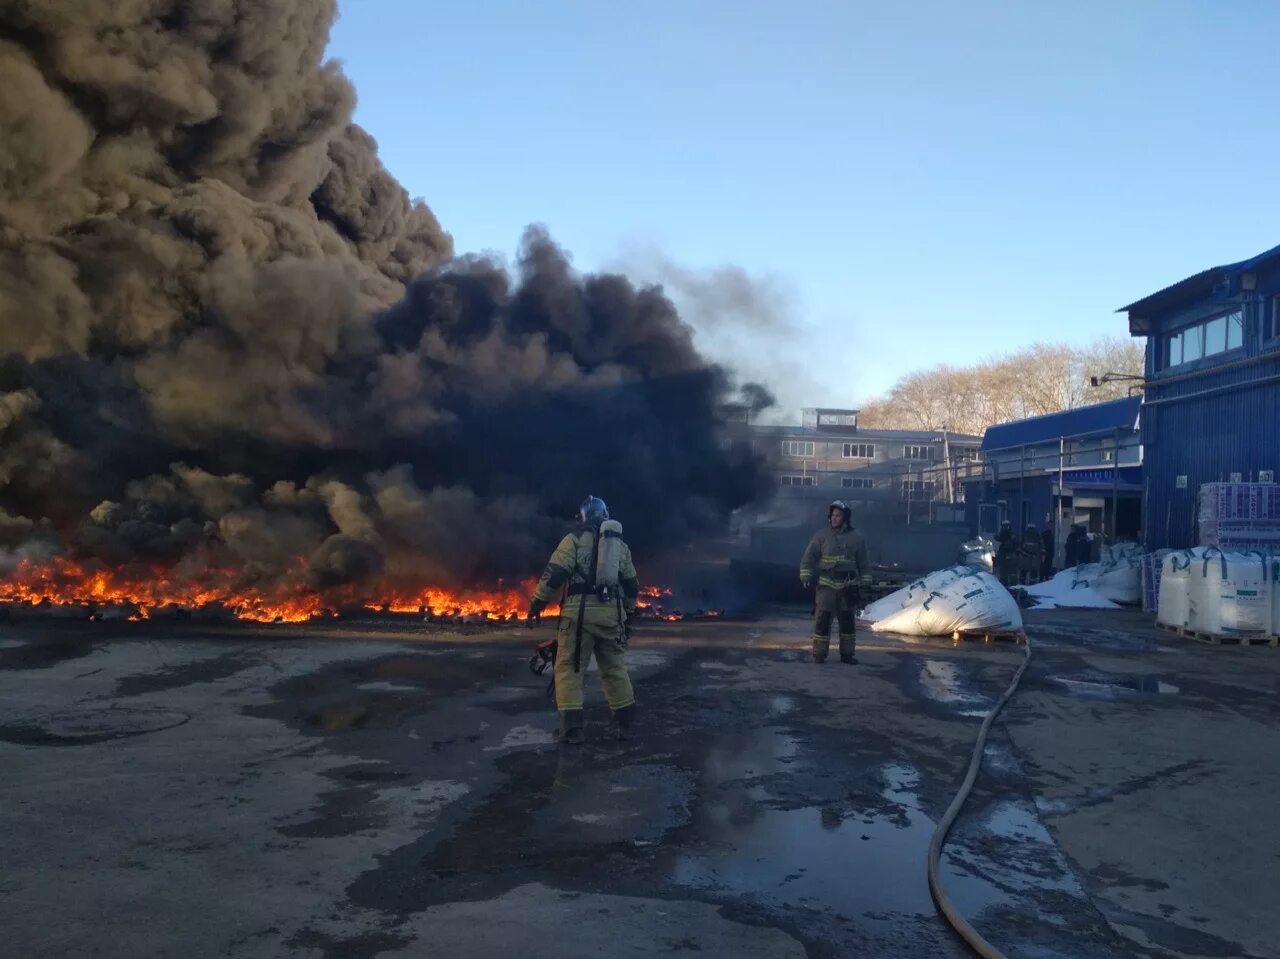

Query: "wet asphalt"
left=1, top=608, right=1276, bottom=958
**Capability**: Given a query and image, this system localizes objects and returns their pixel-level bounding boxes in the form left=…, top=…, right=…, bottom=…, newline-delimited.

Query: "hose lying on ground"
left=927, top=636, right=1033, bottom=959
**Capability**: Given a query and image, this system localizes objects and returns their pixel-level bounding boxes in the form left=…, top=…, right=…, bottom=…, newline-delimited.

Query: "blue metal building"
left=965, top=397, right=1143, bottom=557
left=1119, top=243, right=1280, bottom=549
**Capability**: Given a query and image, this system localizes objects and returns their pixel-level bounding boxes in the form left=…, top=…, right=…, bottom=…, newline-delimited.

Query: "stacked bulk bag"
left=1272, top=555, right=1280, bottom=639
left=1156, top=550, right=1199, bottom=629
left=1187, top=550, right=1271, bottom=639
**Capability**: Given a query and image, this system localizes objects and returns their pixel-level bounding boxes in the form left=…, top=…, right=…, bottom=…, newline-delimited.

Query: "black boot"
left=811, top=640, right=829, bottom=664
left=839, top=634, right=857, bottom=665
left=557, top=710, right=584, bottom=745
left=608, top=704, right=635, bottom=741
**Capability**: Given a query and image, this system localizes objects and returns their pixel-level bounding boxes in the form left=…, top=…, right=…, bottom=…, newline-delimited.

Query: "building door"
left=977, top=503, right=999, bottom=537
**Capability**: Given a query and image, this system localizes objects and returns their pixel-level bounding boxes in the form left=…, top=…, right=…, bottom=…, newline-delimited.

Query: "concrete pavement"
left=1, top=607, right=1277, bottom=958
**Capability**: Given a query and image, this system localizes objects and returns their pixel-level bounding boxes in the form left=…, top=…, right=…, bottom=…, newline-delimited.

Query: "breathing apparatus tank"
left=595, top=520, right=624, bottom=600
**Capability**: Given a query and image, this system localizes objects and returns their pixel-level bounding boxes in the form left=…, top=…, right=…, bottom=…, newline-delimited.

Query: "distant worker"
left=995, top=520, right=1018, bottom=585
left=1040, top=523, right=1055, bottom=581
left=1020, top=524, right=1044, bottom=585
left=527, top=495, right=640, bottom=745
left=1064, top=524, right=1088, bottom=569
left=799, top=500, right=869, bottom=664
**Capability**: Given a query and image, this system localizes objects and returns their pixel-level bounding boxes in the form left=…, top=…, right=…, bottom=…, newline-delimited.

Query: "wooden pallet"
left=1157, top=623, right=1279, bottom=647
left=952, top=628, right=1026, bottom=645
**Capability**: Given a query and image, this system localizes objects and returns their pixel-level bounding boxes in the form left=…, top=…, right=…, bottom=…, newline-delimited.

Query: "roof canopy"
left=981, top=397, right=1140, bottom=452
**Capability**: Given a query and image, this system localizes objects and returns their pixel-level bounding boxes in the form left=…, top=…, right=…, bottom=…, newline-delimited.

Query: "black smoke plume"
left=0, top=1, right=771, bottom=600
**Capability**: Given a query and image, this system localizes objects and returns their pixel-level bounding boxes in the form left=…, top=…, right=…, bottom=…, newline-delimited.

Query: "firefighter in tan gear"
left=527, top=496, right=640, bottom=745
left=799, top=500, right=870, bottom=664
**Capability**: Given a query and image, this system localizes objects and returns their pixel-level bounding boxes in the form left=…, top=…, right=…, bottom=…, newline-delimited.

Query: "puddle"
left=698, top=661, right=737, bottom=672
left=700, top=728, right=800, bottom=783
left=1049, top=672, right=1179, bottom=699
left=918, top=660, right=991, bottom=717
left=769, top=695, right=796, bottom=717
left=674, top=763, right=956, bottom=917
left=943, top=800, right=1088, bottom=926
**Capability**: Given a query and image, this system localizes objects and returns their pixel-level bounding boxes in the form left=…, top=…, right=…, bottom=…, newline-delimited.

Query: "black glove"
left=621, top=621, right=633, bottom=647
left=526, top=599, right=546, bottom=628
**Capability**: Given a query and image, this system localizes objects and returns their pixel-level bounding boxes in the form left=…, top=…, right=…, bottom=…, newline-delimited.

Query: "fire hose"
left=927, top=636, right=1032, bottom=959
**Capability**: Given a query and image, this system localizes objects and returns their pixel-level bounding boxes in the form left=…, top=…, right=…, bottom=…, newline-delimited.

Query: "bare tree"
left=860, top=336, right=1146, bottom=434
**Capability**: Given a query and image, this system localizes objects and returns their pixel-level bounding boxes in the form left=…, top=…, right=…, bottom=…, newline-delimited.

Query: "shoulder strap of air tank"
left=572, top=527, right=601, bottom=673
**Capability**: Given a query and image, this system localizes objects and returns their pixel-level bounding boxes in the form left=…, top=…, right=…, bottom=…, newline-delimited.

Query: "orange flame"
left=0, top=557, right=558, bottom=625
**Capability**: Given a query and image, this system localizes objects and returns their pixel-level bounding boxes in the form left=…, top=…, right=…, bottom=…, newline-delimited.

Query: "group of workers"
left=993, top=520, right=1095, bottom=586
left=525, top=493, right=1102, bottom=745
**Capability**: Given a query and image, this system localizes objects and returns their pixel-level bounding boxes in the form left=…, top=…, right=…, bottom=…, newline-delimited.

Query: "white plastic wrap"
left=1025, top=568, right=1118, bottom=609
left=1091, top=557, right=1142, bottom=605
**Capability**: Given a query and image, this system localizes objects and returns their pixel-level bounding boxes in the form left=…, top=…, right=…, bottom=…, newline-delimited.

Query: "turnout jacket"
left=533, top=528, right=640, bottom=624
left=799, top=526, right=869, bottom=590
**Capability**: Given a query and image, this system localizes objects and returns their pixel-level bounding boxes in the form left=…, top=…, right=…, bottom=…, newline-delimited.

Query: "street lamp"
left=1089, top=372, right=1145, bottom=397
left=1089, top=372, right=1145, bottom=388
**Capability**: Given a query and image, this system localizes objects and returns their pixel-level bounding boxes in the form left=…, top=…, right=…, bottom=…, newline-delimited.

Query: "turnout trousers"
left=812, top=585, right=857, bottom=662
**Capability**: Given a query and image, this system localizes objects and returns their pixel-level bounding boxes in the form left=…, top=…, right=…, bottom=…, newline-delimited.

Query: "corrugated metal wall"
left=1142, top=334, right=1280, bottom=550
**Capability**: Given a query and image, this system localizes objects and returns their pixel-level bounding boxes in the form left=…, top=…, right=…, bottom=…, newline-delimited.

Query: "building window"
left=902, top=480, right=935, bottom=500
left=1267, top=295, right=1280, bottom=343
left=780, top=474, right=815, bottom=487
left=1101, top=450, right=1115, bottom=463
left=781, top=440, right=815, bottom=457
left=1166, top=309, right=1243, bottom=368
left=841, top=477, right=874, bottom=489
left=842, top=442, right=875, bottom=459
left=903, top=445, right=936, bottom=461
left=953, top=447, right=978, bottom=462
left=817, top=412, right=858, bottom=428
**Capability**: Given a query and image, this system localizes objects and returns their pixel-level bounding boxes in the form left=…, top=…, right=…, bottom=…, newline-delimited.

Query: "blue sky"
left=328, top=1, right=1280, bottom=411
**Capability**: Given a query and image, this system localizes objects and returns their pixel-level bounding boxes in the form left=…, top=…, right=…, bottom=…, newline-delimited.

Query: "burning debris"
left=0, top=2, right=771, bottom=618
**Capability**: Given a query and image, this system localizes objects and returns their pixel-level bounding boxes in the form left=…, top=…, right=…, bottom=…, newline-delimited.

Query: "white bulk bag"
left=1271, top=556, right=1280, bottom=637
left=1192, top=551, right=1271, bottom=639
left=1092, top=557, right=1142, bottom=605
left=861, top=565, right=970, bottom=623
left=1156, top=551, right=1195, bottom=629
left=871, top=570, right=1023, bottom=636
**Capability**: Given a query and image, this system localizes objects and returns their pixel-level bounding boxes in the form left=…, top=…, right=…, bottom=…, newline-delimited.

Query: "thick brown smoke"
left=0, top=1, right=769, bottom=600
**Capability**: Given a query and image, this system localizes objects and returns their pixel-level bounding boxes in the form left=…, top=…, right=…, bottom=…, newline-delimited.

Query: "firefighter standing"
left=1040, top=523, right=1055, bottom=581
left=995, top=520, right=1018, bottom=585
left=1020, top=524, right=1044, bottom=585
left=527, top=495, right=639, bottom=745
left=799, top=500, right=869, bottom=664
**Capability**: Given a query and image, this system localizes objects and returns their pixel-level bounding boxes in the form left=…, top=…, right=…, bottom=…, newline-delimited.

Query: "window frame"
left=780, top=474, right=815, bottom=487
left=1164, top=308, right=1245, bottom=370
left=903, top=444, right=935, bottom=461
left=841, top=476, right=874, bottom=489
left=1266, top=294, right=1280, bottom=344
left=780, top=440, right=815, bottom=458
left=901, top=479, right=935, bottom=500
left=841, top=442, right=875, bottom=459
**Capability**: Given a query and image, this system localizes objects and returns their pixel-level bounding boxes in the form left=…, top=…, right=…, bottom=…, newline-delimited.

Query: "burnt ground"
left=1, top=608, right=1278, bottom=958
